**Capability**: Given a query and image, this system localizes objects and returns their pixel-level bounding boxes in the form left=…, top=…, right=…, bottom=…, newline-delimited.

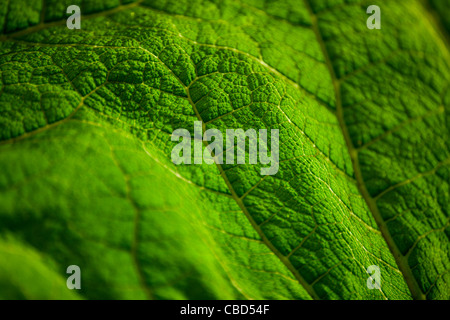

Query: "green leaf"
left=0, top=0, right=448, bottom=300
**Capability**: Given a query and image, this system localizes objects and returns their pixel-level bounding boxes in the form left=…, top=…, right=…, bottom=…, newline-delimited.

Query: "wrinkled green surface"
left=0, top=0, right=448, bottom=300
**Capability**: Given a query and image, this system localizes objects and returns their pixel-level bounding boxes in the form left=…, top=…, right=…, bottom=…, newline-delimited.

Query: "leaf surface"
left=0, top=0, right=448, bottom=299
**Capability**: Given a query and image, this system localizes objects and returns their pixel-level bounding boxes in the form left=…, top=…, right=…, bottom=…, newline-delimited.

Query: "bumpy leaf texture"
left=0, top=0, right=448, bottom=300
